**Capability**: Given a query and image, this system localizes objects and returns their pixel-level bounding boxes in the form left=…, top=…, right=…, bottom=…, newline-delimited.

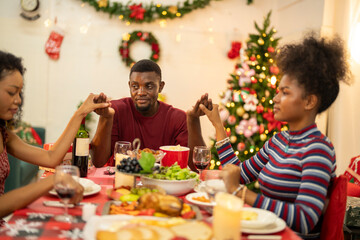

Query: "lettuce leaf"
left=138, top=152, right=156, bottom=173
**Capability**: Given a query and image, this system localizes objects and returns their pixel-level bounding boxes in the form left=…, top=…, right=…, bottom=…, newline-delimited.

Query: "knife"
left=246, top=235, right=282, bottom=240
left=43, top=201, right=97, bottom=208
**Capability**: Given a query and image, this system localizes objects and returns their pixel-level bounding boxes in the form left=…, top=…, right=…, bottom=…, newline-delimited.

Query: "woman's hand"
left=199, top=103, right=222, bottom=127
left=187, top=93, right=213, bottom=119
left=77, top=93, right=113, bottom=118
left=57, top=173, right=84, bottom=205
left=219, top=164, right=241, bottom=194
left=92, top=92, right=115, bottom=119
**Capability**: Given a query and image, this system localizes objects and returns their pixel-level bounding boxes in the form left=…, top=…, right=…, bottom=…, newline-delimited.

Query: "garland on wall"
left=82, top=0, right=253, bottom=24
left=119, top=31, right=160, bottom=67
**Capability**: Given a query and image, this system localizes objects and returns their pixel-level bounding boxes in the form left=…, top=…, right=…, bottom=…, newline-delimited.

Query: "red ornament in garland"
left=250, top=55, right=256, bottom=61
left=129, top=4, right=146, bottom=20
left=119, top=31, right=160, bottom=67
left=267, top=47, right=275, bottom=53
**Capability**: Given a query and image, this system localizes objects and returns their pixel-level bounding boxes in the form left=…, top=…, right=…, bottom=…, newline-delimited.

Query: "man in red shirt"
left=90, top=59, right=210, bottom=170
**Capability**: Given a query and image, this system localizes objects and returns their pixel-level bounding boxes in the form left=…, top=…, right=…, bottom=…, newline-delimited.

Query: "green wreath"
left=119, top=31, right=160, bottom=67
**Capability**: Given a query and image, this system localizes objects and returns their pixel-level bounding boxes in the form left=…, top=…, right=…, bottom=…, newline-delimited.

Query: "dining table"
left=0, top=167, right=302, bottom=240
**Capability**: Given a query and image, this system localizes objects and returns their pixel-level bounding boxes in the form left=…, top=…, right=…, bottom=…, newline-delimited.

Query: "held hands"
left=92, top=92, right=114, bottom=118
left=199, top=103, right=223, bottom=129
left=219, top=164, right=241, bottom=194
left=77, top=93, right=112, bottom=118
left=187, top=93, right=213, bottom=119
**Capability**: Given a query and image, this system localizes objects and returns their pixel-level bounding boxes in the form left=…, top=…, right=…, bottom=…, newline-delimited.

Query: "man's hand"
left=93, top=92, right=115, bottom=118
left=187, top=93, right=213, bottom=119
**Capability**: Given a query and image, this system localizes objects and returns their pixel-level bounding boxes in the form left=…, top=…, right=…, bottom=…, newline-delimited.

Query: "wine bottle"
left=72, top=118, right=89, bottom=177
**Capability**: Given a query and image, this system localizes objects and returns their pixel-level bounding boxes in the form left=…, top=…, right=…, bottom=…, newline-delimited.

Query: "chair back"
left=320, top=175, right=347, bottom=240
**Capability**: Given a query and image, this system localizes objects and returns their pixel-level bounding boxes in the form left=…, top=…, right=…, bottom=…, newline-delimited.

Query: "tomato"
left=181, top=210, right=196, bottom=219
left=138, top=208, right=156, bottom=216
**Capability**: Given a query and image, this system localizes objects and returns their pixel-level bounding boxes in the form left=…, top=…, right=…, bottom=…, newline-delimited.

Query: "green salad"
left=147, top=163, right=198, bottom=180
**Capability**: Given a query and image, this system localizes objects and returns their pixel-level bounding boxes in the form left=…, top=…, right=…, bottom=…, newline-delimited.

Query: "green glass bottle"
left=72, top=118, right=89, bottom=177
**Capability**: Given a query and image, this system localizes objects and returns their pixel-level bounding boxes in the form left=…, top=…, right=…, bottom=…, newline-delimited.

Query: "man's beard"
left=135, top=104, right=151, bottom=113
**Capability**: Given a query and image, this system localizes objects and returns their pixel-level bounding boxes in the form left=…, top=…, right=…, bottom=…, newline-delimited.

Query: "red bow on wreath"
left=262, top=110, right=283, bottom=132
left=129, top=4, right=146, bottom=20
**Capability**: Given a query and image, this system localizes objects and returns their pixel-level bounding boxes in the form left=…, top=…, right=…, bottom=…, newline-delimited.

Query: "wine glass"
left=192, top=146, right=211, bottom=180
left=54, top=165, right=80, bottom=222
left=114, top=141, right=132, bottom=165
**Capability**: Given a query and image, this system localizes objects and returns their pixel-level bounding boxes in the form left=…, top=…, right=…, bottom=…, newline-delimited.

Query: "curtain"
left=327, top=0, right=360, bottom=175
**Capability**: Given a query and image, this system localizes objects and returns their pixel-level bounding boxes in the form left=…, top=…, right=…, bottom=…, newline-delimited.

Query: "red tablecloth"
left=0, top=167, right=302, bottom=240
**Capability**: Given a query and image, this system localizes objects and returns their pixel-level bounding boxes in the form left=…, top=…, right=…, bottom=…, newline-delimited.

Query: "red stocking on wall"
left=45, top=30, right=64, bottom=60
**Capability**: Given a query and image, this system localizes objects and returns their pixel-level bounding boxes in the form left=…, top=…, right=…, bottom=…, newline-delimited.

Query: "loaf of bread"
left=96, top=220, right=212, bottom=240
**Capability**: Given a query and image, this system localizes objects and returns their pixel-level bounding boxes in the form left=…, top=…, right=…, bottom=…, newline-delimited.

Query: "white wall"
left=0, top=0, right=326, bottom=150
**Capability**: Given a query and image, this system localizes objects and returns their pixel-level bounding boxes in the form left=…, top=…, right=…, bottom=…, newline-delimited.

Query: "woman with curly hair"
left=0, top=50, right=110, bottom=222
left=198, top=34, right=351, bottom=239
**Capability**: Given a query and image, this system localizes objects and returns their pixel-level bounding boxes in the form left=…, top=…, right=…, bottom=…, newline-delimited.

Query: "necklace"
left=285, top=134, right=293, bottom=153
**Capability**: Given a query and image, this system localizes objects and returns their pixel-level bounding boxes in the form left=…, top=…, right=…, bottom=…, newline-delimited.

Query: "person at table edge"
left=0, top=50, right=110, bottom=221
left=195, top=34, right=351, bottom=239
left=90, top=59, right=210, bottom=170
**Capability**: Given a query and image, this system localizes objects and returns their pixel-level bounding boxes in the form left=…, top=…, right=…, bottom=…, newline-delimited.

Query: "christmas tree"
left=209, top=12, right=287, bottom=177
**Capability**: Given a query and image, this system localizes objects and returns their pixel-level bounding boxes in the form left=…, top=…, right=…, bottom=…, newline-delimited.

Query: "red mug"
left=159, top=146, right=190, bottom=169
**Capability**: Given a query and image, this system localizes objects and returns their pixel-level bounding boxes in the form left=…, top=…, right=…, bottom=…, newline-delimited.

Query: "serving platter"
left=102, top=200, right=203, bottom=220
left=83, top=215, right=209, bottom=240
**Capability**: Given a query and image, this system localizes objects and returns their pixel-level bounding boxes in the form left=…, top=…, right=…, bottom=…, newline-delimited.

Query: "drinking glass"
left=192, top=146, right=211, bottom=180
left=54, top=165, right=80, bottom=222
left=114, top=141, right=132, bottom=163
left=204, top=170, right=226, bottom=202
left=114, top=141, right=134, bottom=188
left=213, top=192, right=243, bottom=240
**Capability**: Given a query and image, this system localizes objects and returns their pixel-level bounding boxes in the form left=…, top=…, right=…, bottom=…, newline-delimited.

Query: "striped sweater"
left=217, top=124, right=336, bottom=236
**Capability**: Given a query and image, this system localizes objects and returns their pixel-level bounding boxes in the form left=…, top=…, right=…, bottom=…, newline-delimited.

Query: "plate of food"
left=103, top=190, right=201, bottom=220
left=185, top=192, right=215, bottom=208
left=83, top=215, right=212, bottom=240
left=49, top=178, right=101, bottom=197
left=241, top=207, right=285, bottom=234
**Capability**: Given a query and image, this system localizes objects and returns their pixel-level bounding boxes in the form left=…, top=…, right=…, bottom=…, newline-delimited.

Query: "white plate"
left=185, top=192, right=215, bottom=207
left=49, top=178, right=101, bottom=197
left=242, top=217, right=286, bottom=234
left=242, top=207, right=278, bottom=229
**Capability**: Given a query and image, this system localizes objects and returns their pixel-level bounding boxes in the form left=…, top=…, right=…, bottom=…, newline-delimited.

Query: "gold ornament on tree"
left=260, top=134, right=267, bottom=141
left=230, top=135, right=237, bottom=143
left=236, top=107, right=245, bottom=116
left=258, top=38, right=264, bottom=45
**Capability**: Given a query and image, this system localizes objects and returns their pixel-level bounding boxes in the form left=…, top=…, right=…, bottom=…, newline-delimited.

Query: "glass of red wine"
left=192, top=146, right=211, bottom=180
left=54, top=165, right=80, bottom=222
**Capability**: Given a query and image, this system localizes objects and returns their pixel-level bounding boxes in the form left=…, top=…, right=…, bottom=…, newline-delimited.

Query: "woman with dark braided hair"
left=0, top=51, right=110, bottom=223
left=197, top=33, right=351, bottom=239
